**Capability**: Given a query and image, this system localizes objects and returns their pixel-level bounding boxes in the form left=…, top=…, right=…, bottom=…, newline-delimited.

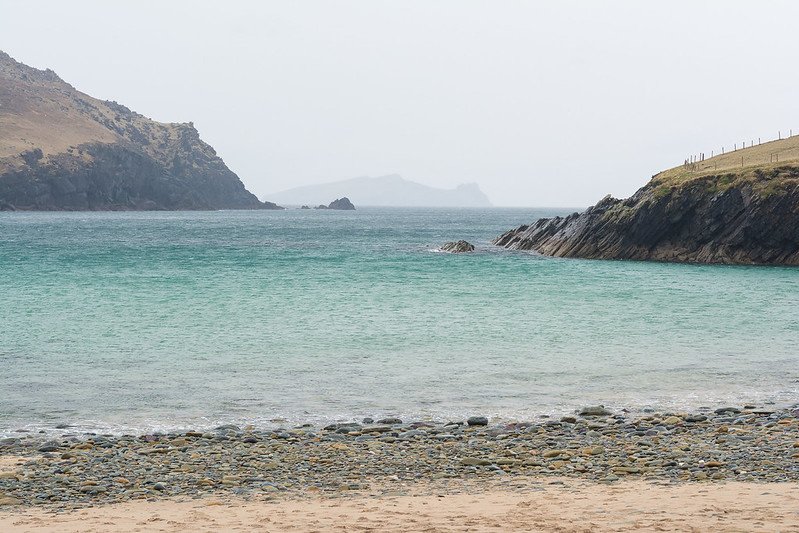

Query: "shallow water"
left=0, top=208, right=797, bottom=436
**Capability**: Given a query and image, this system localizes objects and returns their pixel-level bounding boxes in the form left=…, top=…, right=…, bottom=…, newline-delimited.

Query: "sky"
left=2, top=1, right=798, bottom=206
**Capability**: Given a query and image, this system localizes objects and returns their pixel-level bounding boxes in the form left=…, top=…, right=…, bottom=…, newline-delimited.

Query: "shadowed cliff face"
left=0, top=51, right=281, bottom=211
left=494, top=167, right=799, bottom=265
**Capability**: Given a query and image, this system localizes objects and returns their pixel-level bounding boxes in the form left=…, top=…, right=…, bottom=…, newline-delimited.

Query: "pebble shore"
left=1, top=406, right=798, bottom=510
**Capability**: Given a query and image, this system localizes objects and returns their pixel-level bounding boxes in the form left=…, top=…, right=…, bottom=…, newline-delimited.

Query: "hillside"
left=493, top=139, right=799, bottom=265
left=267, top=174, right=492, bottom=207
left=0, top=51, right=280, bottom=210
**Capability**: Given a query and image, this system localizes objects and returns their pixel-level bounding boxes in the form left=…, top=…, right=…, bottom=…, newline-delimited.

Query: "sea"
left=1, top=207, right=797, bottom=437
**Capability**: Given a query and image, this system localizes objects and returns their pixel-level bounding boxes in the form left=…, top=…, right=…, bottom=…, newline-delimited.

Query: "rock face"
left=315, top=197, right=356, bottom=210
left=327, top=197, right=356, bottom=210
left=0, top=51, right=281, bottom=211
left=494, top=166, right=799, bottom=265
left=441, top=240, right=475, bottom=253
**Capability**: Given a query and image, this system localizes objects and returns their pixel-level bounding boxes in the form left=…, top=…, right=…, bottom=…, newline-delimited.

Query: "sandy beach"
left=2, top=478, right=799, bottom=532
left=1, top=408, right=798, bottom=531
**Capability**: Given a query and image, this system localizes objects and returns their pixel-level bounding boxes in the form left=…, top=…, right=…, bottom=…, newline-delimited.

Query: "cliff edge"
left=0, top=51, right=281, bottom=211
left=494, top=139, right=799, bottom=265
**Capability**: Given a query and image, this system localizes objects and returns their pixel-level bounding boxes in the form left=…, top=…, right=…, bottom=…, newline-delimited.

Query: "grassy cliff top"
left=652, top=135, right=799, bottom=188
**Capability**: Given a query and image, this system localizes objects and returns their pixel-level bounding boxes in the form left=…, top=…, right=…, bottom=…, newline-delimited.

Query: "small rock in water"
left=440, top=240, right=475, bottom=253
left=376, top=417, right=402, bottom=425
left=467, top=416, right=488, bottom=426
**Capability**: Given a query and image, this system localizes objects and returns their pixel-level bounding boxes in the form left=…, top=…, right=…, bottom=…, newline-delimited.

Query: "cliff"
left=0, top=51, right=281, bottom=210
left=494, top=140, right=799, bottom=265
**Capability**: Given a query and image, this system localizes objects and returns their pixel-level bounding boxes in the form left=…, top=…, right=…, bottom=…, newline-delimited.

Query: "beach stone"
left=579, top=406, right=612, bottom=417
left=467, top=416, right=488, bottom=426
left=0, top=497, right=22, bottom=506
left=663, top=416, right=682, bottom=425
left=376, top=418, right=402, bottom=425
left=461, top=458, right=492, bottom=466
left=37, top=442, right=60, bottom=452
left=714, top=407, right=741, bottom=415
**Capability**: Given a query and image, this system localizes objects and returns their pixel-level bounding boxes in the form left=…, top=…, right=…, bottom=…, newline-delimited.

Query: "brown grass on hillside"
left=655, top=134, right=799, bottom=185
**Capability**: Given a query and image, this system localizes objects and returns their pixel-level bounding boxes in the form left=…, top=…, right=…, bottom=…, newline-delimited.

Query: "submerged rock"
left=441, top=240, right=475, bottom=253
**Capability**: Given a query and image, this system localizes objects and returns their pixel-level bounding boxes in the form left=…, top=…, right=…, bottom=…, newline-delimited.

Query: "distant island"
left=494, top=137, right=799, bottom=265
left=315, top=197, right=355, bottom=210
left=0, top=51, right=281, bottom=211
left=267, top=174, right=491, bottom=207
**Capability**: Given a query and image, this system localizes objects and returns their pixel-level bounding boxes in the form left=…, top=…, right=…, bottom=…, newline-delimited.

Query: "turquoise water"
left=0, top=208, right=797, bottom=436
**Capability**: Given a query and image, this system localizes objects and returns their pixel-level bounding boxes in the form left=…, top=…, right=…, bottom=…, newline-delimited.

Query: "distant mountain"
left=0, top=51, right=280, bottom=211
left=268, top=174, right=492, bottom=207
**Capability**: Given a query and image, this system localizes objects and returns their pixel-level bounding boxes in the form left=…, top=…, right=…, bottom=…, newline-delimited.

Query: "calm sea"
left=1, top=208, right=797, bottom=436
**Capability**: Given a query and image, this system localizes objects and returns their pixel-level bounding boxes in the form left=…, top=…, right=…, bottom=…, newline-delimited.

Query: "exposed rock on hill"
left=494, top=156, right=799, bottom=265
left=0, top=51, right=281, bottom=211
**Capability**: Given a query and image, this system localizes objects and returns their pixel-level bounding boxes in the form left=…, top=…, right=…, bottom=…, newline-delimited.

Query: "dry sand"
left=2, top=478, right=799, bottom=532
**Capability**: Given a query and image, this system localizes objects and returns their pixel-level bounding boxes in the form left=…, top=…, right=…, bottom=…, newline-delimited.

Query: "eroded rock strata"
left=494, top=167, right=799, bottom=265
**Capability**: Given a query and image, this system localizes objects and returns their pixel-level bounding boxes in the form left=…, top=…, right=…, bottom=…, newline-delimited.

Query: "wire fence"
left=683, top=129, right=796, bottom=171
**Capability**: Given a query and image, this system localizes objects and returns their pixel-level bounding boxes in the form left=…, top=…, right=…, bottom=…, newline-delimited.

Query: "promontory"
left=494, top=138, right=799, bottom=265
left=0, top=51, right=280, bottom=211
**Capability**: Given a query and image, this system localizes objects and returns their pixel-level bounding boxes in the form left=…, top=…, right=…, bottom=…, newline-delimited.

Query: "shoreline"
left=1, top=406, right=797, bottom=512
left=3, top=479, right=799, bottom=532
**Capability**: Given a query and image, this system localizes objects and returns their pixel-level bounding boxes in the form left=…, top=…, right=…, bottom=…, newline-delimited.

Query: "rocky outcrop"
left=328, top=197, right=355, bottom=210
left=0, top=51, right=281, bottom=211
left=315, top=197, right=356, bottom=210
left=441, top=240, right=475, bottom=253
left=494, top=166, right=799, bottom=265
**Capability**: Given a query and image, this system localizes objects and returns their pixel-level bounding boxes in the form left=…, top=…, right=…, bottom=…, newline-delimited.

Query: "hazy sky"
left=2, top=1, right=798, bottom=206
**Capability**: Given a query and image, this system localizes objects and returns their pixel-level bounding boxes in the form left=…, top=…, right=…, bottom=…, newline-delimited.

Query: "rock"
left=715, top=407, right=742, bottom=415
left=153, top=482, right=167, bottom=491
left=460, top=457, right=492, bottom=466
left=579, top=406, right=612, bottom=417
left=440, top=240, right=475, bottom=253
left=492, top=161, right=799, bottom=265
left=560, top=416, right=577, bottom=424
left=37, top=441, right=61, bottom=452
left=376, top=417, right=402, bottom=425
left=0, top=497, right=22, bottom=506
left=0, top=53, right=282, bottom=212
left=663, top=416, right=683, bottom=425
left=466, top=416, right=488, bottom=426
left=300, top=205, right=310, bottom=209
left=327, top=197, right=356, bottom=210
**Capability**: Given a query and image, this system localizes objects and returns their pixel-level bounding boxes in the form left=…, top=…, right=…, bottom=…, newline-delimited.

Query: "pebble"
left=0, top=407, right=796, bottom=509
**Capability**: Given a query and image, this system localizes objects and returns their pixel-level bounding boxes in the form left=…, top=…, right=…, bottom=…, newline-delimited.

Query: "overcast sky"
left=2, top=1, right=798, bottom=206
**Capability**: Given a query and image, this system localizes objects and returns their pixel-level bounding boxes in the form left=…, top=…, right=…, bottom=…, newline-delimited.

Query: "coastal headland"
left=494, top=136, right=799, bottom=265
